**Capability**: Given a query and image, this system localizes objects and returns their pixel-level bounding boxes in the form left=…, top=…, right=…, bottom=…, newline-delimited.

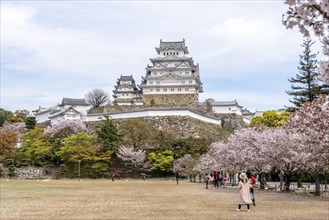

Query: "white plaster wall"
left=212, top=106, right=243, bottom=115
left=63, top=105, right=89, bottom=115
left=36, top=112, right=50, bottom=123
left=86, top=109, right=221, bottom=125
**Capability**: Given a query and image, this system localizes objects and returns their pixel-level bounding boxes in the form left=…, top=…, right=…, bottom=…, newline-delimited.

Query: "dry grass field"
left=0, top=178, right=328, bottom=220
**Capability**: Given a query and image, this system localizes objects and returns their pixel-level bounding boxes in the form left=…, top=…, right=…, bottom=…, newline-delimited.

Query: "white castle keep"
left=113, top=39, right=203, bottom=107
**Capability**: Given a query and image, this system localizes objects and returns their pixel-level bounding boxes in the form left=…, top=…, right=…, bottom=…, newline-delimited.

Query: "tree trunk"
left=279, top=171, right=284, bottom=191
left=259, top=172, right=266, bottom=190
left=297, top=179, right=303, bottom=188
left=314, top=173, right=321, bottom=196
left=285, top=175, right=292, bottom=192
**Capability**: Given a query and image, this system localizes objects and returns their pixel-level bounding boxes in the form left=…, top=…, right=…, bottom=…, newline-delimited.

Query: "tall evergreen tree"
left=96, top=116, right=121, bottom=152
left=286, top=38, right=329, bottom=109
left=25, top=116, right=36, bottom=130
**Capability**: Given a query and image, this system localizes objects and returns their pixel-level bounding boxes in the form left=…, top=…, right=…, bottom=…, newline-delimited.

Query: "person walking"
left=236, top=172, right=252, bottom=212
left=247, top=171, right=256, bottom=206
left=175, top=171, right=180, bottom=185
left=218, top=172, right=223, bottom=188
left=223, top=174, right=228, bottom=188
left=214, top=171, right=219, bottom=188
left=205, top=173, right=210, bottom=189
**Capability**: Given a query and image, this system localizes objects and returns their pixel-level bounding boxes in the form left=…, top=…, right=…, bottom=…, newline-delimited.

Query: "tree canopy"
left=249, top=110, right=289, bottom=127
left=85, top=89, right=110, bottom=108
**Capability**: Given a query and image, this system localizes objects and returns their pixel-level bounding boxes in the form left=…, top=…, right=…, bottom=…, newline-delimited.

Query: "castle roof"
left=155, top=39, right=189, bottom=54
left=211, top=100, right=243, bottom=109
left=49, top=107, right=82, bottom=119
left=60, top=98, right=88, bottom=106
left=118, top=75, right=135, bottom=81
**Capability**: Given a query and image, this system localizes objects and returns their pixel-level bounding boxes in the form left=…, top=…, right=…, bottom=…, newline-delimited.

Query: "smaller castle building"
left=112, top=75, right=142, bottom=105
left=35, top=98, right=90, bottom=125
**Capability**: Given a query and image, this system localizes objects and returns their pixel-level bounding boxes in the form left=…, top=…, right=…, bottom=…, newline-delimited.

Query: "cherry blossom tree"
left=116, top=146, right=150, bottom=177
left=282, top=0, right=329, bottom=83
left=284, top=95, right=329, bottom=196
left=203, top=127, right=305, bottom=191
left=173, top=154, right=198, bottom=181
left=258, top=127, right=305, bottom=191
left=2, top=122, right=27, bottom=138
left=225, top=127, right=273, bottom=189
left=44, top=120, right=87, bottom=139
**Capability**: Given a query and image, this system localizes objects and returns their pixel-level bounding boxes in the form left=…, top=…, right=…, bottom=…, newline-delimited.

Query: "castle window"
left=185, top=71, right=189, bottom=74
left=170, top=88, right=174, bottom=91
left=164, top=88, right=167, bottom=92
left=189, top=80, right=193, bottom=83
left=156, top=81, right=160, bottom=84
left=182, top=81, right=185, bottom=84
left=149, top=81, right=153, bottom=84
left=178, top=88, right=182, bottom=91
left=177, top=52, right=178, bottom=55
left=154, top=72, right=157, bottom=75
left=156, top=89, right=160, bottom=92
left=185, top=88, right=189, bottom=91
left=163, top=52, right=165, bottom=55
left=150, top=89, right=153, bottom=92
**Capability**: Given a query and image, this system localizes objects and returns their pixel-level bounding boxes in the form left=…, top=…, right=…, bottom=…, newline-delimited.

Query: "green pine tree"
left=25, top=116, right=36, bottom=130
left=286, top=38, right=329, bottom=110
left=96, top=116, right=121, bottom=152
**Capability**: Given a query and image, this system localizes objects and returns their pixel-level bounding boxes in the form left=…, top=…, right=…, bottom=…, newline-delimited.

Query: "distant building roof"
left=242, top=108, right=254, bottom=116
left=60, top=98, right=88, bottom=106
left=119, top=75, right=134, bottom=81
left=155, top=39, right=189, bottom=54
left=211, top=100, right=242, bottom=107
left=160, top=41, right=185, bottom=49
left=49, top=107, right=81, bottom=119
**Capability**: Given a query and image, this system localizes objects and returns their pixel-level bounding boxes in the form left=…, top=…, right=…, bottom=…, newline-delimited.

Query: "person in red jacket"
left=247, top=170, right=256, bottom=206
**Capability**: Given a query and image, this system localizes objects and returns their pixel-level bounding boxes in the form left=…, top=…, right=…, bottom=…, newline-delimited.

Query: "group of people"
left=204, top=170, right=256, bottom=212
left=205, top=172, right=229, bottom=189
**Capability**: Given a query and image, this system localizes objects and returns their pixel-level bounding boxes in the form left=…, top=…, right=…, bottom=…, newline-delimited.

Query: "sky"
left=0, top=0, right=324, bottom=113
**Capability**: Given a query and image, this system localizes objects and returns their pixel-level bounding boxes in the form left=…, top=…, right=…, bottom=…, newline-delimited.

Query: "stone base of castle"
left=142, top=94, right=198, bottom=107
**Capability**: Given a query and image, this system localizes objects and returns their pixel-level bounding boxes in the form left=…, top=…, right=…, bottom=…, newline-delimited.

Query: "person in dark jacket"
left=175, top=171, right=180, bottom=185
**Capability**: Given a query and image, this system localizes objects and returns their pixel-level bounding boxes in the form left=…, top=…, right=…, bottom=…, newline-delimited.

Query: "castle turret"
left=113, top=75, right=143, bottom=105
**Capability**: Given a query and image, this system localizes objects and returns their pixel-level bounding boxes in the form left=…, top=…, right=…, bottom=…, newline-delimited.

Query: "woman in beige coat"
left=236, top=173, right=252, bottom=212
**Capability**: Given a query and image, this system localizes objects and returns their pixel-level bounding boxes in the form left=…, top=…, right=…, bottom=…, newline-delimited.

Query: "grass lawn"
left=1, top=178, right=328, bottom=220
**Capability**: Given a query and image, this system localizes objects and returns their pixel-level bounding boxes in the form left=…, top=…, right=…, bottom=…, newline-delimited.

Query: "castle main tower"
left=140, top=39, right=203, bottom=107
